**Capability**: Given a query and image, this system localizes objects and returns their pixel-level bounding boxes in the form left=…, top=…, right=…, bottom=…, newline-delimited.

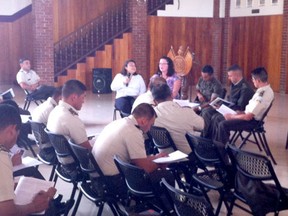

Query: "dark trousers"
left=30, top=85, right=55, bottom=100
left=201, top=107, right=218, bottom=138
left=214, top=118, right=259, bottom=144
left=115, top=96, right=135, bottom=114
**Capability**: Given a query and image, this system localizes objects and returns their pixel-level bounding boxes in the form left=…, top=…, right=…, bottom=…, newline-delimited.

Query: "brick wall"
left=129, top=0, right=149, bottom=84
left=221, top=0, right=231, bottom=85
left=280, top=0, right=288, bottom=93
left=32, top=0, right=54, bottom=85
left=211, top=0, right=222, bottom=80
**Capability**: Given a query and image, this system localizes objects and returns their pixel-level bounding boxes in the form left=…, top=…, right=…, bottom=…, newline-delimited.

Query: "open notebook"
left=1, top=88, right=15, bottom=100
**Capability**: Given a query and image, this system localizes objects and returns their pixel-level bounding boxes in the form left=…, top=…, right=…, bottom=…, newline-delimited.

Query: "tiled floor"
left=3, top=84, right=288, bottom=215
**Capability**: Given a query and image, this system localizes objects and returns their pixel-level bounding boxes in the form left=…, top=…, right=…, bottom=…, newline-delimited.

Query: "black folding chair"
left=23, top=89, right=43, bottom=110
left=149, top=126, right=177, bottom=154
left=229, top=100, right=277, bottom=165
left=161, top=178, right=215, bottom=216
left=45, top=129, right=83, bottom=215
left=30, top=120, right=57, bottom=181
left=185, top=133, right=232, bottom=216
left=113, top=155, right=170, bottom=215
left=68, top=140, right=128, bottom=216
left=227, top=144, right=288, bottom=215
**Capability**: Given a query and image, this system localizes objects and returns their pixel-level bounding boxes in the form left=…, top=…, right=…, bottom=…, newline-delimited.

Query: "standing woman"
left=153, top=56, right=181, bottom=99
left=111, top=59, right=146, bottom=115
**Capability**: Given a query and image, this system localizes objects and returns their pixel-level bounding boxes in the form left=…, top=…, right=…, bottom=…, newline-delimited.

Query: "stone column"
left=32, top=0, right=54, bottom=85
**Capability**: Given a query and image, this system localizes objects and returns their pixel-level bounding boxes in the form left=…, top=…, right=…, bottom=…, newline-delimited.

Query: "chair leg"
left=23, top=100, right=31, bottom=110
left=71, top=190, right=83, bottom=216
left=285, top=132, right=288, bottom=149
left=258, top=132, right=277, bottom=165
left=49, top=164, right=57, bottom=182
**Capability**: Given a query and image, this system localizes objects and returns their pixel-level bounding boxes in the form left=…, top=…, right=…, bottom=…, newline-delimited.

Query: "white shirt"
left=16, top=69, right=40, bottom=88
left=131, top=91, right=154, bottom=112
left=110, top=73, right=146, bottom=99
left=47, top=100, right=88, bottom=145
left=154, top=101, right=204, bottom=154
left=31, top=97, right=57, bottom=125
left=0, top=151, right=14, bottom=202
left=92, top=116, right=146, bottom=175
left=245, top=84, right=274, bottom=120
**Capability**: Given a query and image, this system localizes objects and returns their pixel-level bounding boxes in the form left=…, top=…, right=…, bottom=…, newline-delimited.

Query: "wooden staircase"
left=55, top=33, right=131, bottom=90
left=54, top=0, right=173, bottom=89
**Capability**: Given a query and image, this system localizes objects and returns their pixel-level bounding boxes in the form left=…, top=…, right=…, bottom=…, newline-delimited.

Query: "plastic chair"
left=149, top=126, right=177, bottom=153
left=30, top=120, right=57, bottom=181
left=226, top=144, right=288, bottom=215
left=161, top=178, right=215, bottom=216
left=229, top=100, right=276, bottom=165
left=45, top=129, right=83, bottom=215
left=113, top=155, right=170, bottom=215
left=185, top=133, right=232, bottom=215
left=68, top=140, right=128, bottom=216
left=23, top=89, right=44, bottom=110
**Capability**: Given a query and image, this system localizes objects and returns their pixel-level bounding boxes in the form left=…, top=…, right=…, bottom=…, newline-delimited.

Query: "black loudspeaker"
left=92, top=68, right=112, bottom=94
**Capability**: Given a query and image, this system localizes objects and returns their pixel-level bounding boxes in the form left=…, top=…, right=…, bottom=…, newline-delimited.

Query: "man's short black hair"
left=132, top=103, right=157, bottom=120
left=227, top=64, right=242, bottom=72
left=151, top=83, right=171, bottom=102
left=202, top=65, right=214, bottom=75
left=19, top=57, right=30, bottom=64
left=62, top=79, right=87, bottom=98
left=251, top=67, right=268, bottom=83
left=0, top=104, right=21, bottom=131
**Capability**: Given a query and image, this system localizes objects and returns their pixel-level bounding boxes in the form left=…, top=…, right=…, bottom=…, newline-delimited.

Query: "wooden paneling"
left=148, top=15, right=283, bottom=92
left=0, top=13, right=33, bottom=84
left=148, top=17, right=219, bottom=85
left=53, top=0, right=124, bottom=42
left=227, top=15, right=282, bottom=92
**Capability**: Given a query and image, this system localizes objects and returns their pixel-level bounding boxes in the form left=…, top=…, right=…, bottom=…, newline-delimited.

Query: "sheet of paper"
left=15, top=176, right=54, bottom=205
left=13, top=156, right=43, bottom=172
left=153, top=150, right=188, bottom=163
left=216, top=104, right=237, bottom=116
left=210, top=97, right=234, bottom=109
left=15, top=176, right=54, bottom=214
left=20, top=115, right=31, bottom=123
left=173, top=99, right=199, bottom=108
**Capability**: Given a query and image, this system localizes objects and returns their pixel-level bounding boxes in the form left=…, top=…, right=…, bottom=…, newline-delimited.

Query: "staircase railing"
left=54, top=0, right=174, bottom=78
left=148, top=0, right=174, bottom=15
left=54, top=2, right=130, bottom=77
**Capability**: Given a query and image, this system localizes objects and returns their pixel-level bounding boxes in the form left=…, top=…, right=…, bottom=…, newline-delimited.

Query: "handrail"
left=54, top=2, right=130, bottom=78
left=54, top=0, right=174, bottom=78
left=148, top=0, right=174, bottom=15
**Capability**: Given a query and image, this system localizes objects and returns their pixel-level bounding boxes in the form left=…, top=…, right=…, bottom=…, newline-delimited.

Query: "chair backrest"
left=227, top=144, right=281, bottom=185
left=226, top=144, right=288, bottom=214
left=161, top=178, right=215, bottom=216
left=68, top=139, right=103, bottom=178
left=185, top=133, right=220, bottom=166
left=257, top=100, right=274, bottom=127
left=45, top=128, right=77, bottom=166
left=149, top=126, right=177, bottom=152
left=113, top=155, right=154, bottom=196
left=30, top=120, right=51, bottom=148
